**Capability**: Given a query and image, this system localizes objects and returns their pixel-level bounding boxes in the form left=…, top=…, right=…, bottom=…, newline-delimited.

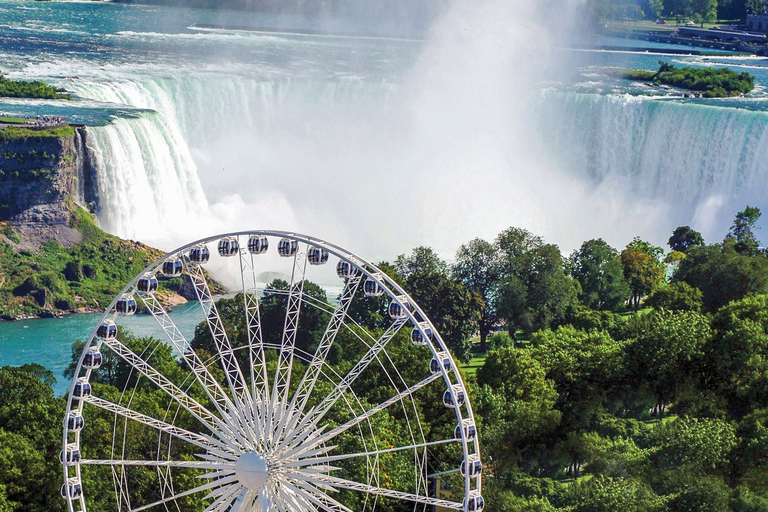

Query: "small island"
left=622, top=61, right=754, bottom=98
left=0, top=72, right=71, bottom=100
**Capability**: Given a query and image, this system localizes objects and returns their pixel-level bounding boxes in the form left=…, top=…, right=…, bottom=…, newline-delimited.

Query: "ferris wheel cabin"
left=189, top=245, right=210, bottom=264
left=66, top=412, right=84, bottom=432
left=116, top=294, right=137, bottom=315
left=137, top=274, right=158, bottom=294
left=308, top=246, right=329, bottom=265
left=96, top=319, right=117, bottom=340
left=161, top=258, right=183, bottom=277
left=218, top=237, right=240, bottom=257
left=278, top=238, right=298, bottom=257
left=248, top=235, right=269, bottom=254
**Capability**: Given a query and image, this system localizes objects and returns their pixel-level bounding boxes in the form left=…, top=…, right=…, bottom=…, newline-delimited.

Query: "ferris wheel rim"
left=62, top=230, right=483, bottom=512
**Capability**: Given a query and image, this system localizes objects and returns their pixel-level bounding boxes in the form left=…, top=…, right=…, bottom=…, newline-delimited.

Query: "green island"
left=0, top=72, right=71, bottom=100
left=622, top=61, right=755, bottom=97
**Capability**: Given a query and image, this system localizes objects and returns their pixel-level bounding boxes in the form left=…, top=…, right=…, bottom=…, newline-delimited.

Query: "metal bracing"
left=270, top=249, right=308, bottom=440
left=136, top=290, right=245, bottom=436
left=238, top=247, right=269, bottom=410
left=185, top=260, right=252, bottom=410
left=82, top=396, right=231, bottom=455
left=289, top=273, right=363, bottom=420
left=289, top=472, right=463, bottom=510
left=299, top=316, right=408, bottom=435
left=98, top=337, right=231, bottom=440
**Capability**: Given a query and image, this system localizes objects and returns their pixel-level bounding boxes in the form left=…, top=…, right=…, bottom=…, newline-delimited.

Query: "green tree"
left=705, top=294, right=768, bottom=418
left=564, top=475, right=666, bottom=512
left=621, top=237, right=665, bottom=310
left=475, top=348, right=561, bottom=477
left=453, top=238, right=501, bottom=351
left=570, top=239, right=631, bottom=312
left=728, top=205, right=762, bottom=255
left=674, top=242, right=768, bottom=312
left=668, top=226, right=704, bottom=254
left=495, top=228, right=578, bottom=335
left=529, top=326, right=626, bottom=430
left=405, top=271, right=482, bottom=362
left=394, top=246, right=448, bottom=280
left=625, top=309, right=712, bottom=418
left=645, top=281, right=703, bottom=312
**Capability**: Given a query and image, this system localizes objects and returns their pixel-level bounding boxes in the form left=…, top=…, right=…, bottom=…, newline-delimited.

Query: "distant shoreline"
left=188, top=23, right=423, bottom=41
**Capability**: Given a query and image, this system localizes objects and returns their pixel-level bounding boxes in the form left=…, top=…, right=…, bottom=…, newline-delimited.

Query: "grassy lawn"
left=460, top=353, right=486, bottom=379
left=0, top=116, right=27, bottom=124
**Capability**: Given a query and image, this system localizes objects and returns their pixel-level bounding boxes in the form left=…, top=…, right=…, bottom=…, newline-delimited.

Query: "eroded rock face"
left=0, top=128, right=89, bottom=249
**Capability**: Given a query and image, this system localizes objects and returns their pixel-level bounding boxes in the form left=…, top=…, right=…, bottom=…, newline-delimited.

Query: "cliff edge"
left=0, top=125, right=219, bottom=319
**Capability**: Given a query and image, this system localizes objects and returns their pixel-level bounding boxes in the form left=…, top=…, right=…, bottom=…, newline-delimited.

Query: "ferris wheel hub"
left=234, top=452, right=270, bottom=491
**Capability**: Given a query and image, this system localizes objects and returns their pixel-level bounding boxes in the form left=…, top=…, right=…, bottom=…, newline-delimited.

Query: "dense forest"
left=3, top=206, right=768, bottom=510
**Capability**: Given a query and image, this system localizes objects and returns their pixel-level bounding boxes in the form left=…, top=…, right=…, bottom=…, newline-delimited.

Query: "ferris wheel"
left=61, top=231, right=483, bottom=512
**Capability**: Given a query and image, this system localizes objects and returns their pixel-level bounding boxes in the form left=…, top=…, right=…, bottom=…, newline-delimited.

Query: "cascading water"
left=84, top=112, right=208, bottom=241
left=539, top=92, right=768, bottom=240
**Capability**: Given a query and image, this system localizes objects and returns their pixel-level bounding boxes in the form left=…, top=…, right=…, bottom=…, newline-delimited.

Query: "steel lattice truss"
left=62, top=231, right=483, bottom=512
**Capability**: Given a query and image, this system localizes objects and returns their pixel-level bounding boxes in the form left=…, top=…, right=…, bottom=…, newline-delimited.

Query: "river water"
left=0, top=302, right=204, bottom=395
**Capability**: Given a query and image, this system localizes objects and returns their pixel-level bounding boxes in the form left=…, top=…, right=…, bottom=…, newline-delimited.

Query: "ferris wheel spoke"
left=289, top=272, right=363, bottom=420
left=185, top=261, right=253, bottom=411
left=98, top=337, right=229, bottom=438
left=83, top=395, right=237, bottom=456
left=79, top=459, right=233, bottom=470
left=238, top=249, right=270, bottom=409
left=275, top=484, right=311, bottom=512
left=127, top=475, right=239, bottom=512
left=291, top=473, right=463, bottom=510
left=229, top=488, right=255, bottom=512
left=270, top=250, right=308, bottom=441
left=203, top=482, right=242, bottom=512
left=284, top=438, right=456, bottom=469
left=135, top=288, right=245, bottom=434
left=280, top=372, right=442, bottom=460
left=301, top=316, right=408, bottom=432
left=281, top=480, right=352, bottom=512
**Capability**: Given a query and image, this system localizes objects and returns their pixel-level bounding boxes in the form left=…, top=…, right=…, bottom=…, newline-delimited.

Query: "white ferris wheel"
left=61, top=231, right=483, bottom=512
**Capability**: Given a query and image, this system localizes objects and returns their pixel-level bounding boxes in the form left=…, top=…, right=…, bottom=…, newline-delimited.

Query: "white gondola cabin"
left=137, top=274, right=158, bottom=294
left=455, top=421, right=477, bottom=440
left=411, top=323, right=433, bottom=346
left=218, top=237, right=239, bottom=257
left=278, top=238, right=298, bottom=257
left=248, top=235, right=269, bottom=254
left=84, top=347, right=103, bottom=370
left=116, top=294, right=137, bottom=315
left=162, top=258, right=183, bottom=277
left=189, top=245, right=210, bottom=264
left=430, top=352, right=452, bottom=374
left=61, top=479, right=83, bottom=499
left=336, top=260, right=357, bottom=279
left=464, top=495, right=485, bottom=511
left=96, top=319, right=117, bottom=340
left=67, top=412, right=84, bottom=432
left=443, top=385, right=465, bottom=408
left=73, top=378, right=92, bottom=399
left=60, top=444, right=81, bottom=464
left=388, top=296, right=410, bottom=320
left=461, top=455, right=482, bottom=477
left=363, top=273, right=384, bottom=297
left=308, top=246, right=329, bottom=265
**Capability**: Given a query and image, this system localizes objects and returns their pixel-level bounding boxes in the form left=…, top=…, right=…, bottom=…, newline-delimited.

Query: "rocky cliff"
left=0, top=126, right=216, bottom=319
left=0, top=126, right=90, bottom=250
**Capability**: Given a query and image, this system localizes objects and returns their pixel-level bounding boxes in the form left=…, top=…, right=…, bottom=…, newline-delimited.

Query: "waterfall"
left=72, top=73, right=768, bottom=252
left=85, top=113, right=208, bottom=242
left=537, top=92, right=768, bottom=241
